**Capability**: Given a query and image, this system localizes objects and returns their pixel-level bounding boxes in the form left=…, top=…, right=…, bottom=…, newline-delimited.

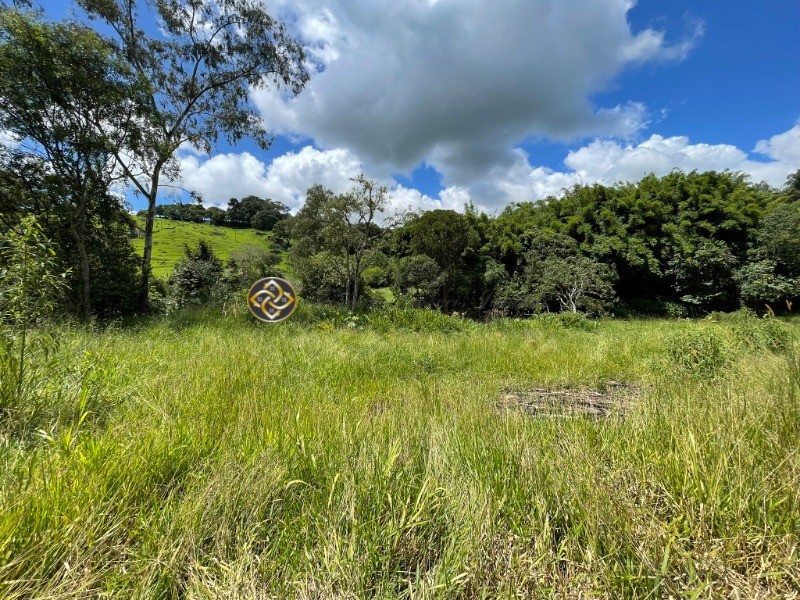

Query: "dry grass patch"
left=497, top=380, right=641, bottom=418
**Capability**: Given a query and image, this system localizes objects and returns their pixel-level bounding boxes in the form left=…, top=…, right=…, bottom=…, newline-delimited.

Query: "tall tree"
left=0, top=8, right=138, bottom=319
left=404, top=209, right=482, bottom=308
left=291, top=175, right=388, bottom=308
left=76, top=0, right=309, bottom=310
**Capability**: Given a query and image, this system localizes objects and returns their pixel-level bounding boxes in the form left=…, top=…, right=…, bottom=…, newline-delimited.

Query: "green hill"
left=131, top=219, right=275, bottom=278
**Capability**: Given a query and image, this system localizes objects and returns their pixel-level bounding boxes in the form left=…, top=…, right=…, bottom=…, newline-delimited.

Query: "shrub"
left=0, top=217, right=74, bottom=438
left=663, top=327, right=732, bottom=376
left=169, top=240, right=223, bottom=308
left=224, top=245, right=282, bottom=289
left=707, top=309, right=791, bottom=353
left=531, top=312, right=597, bottom=331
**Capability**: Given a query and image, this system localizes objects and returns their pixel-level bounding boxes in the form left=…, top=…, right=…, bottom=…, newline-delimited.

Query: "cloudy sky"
left=50, top=0, right=800, bottom=213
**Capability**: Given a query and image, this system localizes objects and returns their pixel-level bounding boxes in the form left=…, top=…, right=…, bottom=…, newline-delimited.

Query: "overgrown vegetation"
left=0, top=310, right=798, bottom=597
left=1, top=2, right=799, bottom=596
left=130, top=219, right=277, bottom=279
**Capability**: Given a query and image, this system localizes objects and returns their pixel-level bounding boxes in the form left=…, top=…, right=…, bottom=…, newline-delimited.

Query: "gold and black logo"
left=247, top=277, right=297, bottom=322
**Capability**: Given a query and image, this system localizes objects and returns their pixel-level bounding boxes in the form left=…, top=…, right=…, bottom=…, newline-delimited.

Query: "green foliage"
left=668, top=239, right=738, bottom=312
left=206, top=206, right=227, bottom=226
left=223, top=245, right=282, bottom=289
left=663, top=310, right=792, bottom=378
left=294, top=250, right=348, bottom=304
left=495, top=232, right=617, bottom=315
left=735, top=201, right=800, bottom=309
left=663, top=326, right=732, bottom=376
left=707, top=309, right=791, bottom=353
left=756, top=202, right=800, bottom=273
left=74, top=0, right=309, bottom=308
left=226, top=196, right=289, bottom=229
left=2, top=316, right=799, bottom=597
left=0, top=217, right=69, bottom=427
left=0, top=216, right=66, bottom=326
left=155, top=202, right=208, bottom=223
left=0, top=7, right=143, bottom=319
left=168, top=241, right=223, bottom=308
left=486, top=170, right=775, bottom=315
left=734, top=260, right=799, bottom=309
left=290, top=176, right=388, bottom=308
left=402, top=209, right=483, bottom=308
left=392, top=254, right=441, bottom=303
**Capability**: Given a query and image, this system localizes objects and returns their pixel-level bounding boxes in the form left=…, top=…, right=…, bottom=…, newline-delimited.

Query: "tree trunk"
left=138, top=167, right=161, bottom=312
left=69, top=200, right=91, bottom=321
left=352, top=255, right=361, bottom=308
left=344, top=252, right=352, bottom=308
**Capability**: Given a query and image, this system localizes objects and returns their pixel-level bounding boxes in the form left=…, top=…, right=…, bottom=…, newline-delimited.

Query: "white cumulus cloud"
left=171, top=124, right=800, bottom=216
left=477, top=123, right=800, bottom=209
left=174, top=146, right=362, bottom=209
left=255, top=0, right=701, bottom=186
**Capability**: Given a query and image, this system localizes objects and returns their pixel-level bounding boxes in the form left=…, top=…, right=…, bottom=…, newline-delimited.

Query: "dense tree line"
left=148, top=196, right=289, bottom=231
left=1, top=5, right=798, bottom=322
left=287, top=170, right=800, bottom=317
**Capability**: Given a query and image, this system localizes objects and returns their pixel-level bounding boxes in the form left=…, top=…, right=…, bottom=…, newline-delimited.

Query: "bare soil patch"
left=497, top=380, right=641, bottom=419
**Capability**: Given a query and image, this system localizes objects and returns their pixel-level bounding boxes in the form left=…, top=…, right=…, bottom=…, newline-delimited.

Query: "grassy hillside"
left=1, top=310, right=798, bottom=597
left=131, top=219, right=275, bottom=278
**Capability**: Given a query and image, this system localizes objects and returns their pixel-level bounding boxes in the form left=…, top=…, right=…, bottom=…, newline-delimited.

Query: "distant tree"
left=404, top=209, right=482, bottom=307
left=156, top=202, right=207, bottom=223
left=497, top=232, right=616, bottom=315
left=783, top=169, right=800, bottom=203
left=223, top=245, right=282, bottom=289
left=251, top=204, right=289, bottom=230
left=753, top=202, right=800, bottom=274
left=290, top=175, right=388, bottom=308
left=271, top=216, right=293, bottom=249
left=528, top=255, right=617, bottom=314
left=668, top=239, right=738, bottom=312
left=75, top=0, right=309, bottom=310
left=486, top=171, right=771, bottom=312
left=361, top=250, right=391, bottom=288
left=225, top=195, right=289, bottom=230
left=393, top=254, right=441, bottom=303
left=206, top=206, right=227, bottom=226
left=735, top=201, right=800, bottom=309
left=735, top=261, right=798, bottom=309
left=293, top=250, right=348, bottom=304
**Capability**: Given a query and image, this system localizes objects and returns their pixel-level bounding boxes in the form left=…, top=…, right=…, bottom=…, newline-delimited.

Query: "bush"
left=663, top=327, right=732, bottom=376
left=169, top=240, right=223, bottom=308
left=707, top=309, right=791, bottom=353
left=224, top=245, right=282, bottom=289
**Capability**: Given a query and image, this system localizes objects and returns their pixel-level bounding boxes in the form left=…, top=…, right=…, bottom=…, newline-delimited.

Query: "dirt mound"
left=497, top=380, right=640, bottom=419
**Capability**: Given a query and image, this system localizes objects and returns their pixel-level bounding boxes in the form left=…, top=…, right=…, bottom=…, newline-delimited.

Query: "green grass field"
left=1, top=309, right=799, bottom=598
left=131, top=219, right=275, bottom=278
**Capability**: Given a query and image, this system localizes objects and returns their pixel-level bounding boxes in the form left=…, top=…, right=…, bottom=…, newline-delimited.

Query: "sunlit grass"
left=0, top=310, right=798, bottom=598
left=131, top=219, right=276, bottom=278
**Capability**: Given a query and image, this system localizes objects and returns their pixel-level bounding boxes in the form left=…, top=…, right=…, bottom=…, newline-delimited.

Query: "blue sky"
left=44, top=0, right=800, bottom=213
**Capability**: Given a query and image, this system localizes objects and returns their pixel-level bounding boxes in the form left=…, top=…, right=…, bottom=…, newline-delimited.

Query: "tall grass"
left=0, top=309, right=798, bottom=598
